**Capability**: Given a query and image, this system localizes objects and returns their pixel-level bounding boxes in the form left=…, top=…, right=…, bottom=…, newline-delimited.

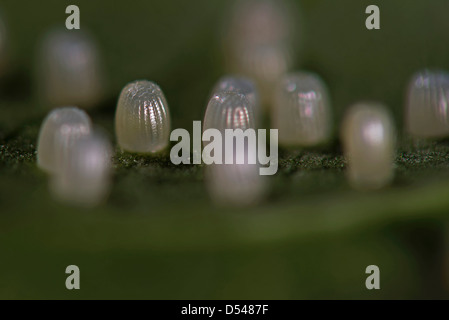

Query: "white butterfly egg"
left=115, top=80, right=171, bottom=153
left=203, top=91, right=256, bottom=133
left=37, top=107, right=92, bottom=174
left=211, top=76, right=260, bottom=125
left=211, top=76, right=259, bottom=110
left=203, top=91, right=260, bottom=171
left=405, top=70, right=449, bottom=138
left=273, top=72, right=332, bottom=147
left=230, top=44, right=292, bottom=105
left=37, top=29, right=104, bottom=109
left=205, top=148, right=266, bottom=206
left=51, top=130, right=112, bottom=207
left=341, top=103, right=396, bottom=190
left=224, top=0, right=298, bottom=107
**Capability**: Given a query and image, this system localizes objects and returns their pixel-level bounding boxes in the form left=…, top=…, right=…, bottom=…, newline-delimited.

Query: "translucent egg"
left=205, top=148, right=266, bottom=206
left=223, top=0, right=298, bottom=107
left=211, top=76, right=260, bottom=125
left=115, top=80, right=171, bottom=153
left=405, top=70, right=449, bottom=138
left=211, top=76, right=259, bottom=110
left=228, top=44, right=292, bottom=105
left=273, top=72, right=332, bottom=147
left=341, top=103, right=396, bottom=190
left=51, top=130, right=112, bottom=207
left=204, top=92, right=266, bottom=205
left=203, top=91, right=256, bottom=133
left=36, top=29, right=104, bottom=109
left=37, top=107, right=92, bottom=174
left=226, top=0, right=293, bottom=48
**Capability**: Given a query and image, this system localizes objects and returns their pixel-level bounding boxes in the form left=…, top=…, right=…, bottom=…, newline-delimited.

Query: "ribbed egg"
left=211, top=76, right=259, bottom=109
left=341, top=103, right=396, bottom=190
left=203, top=90, right=265, bottom=204
left=211, top=76, right=260, bottom=125
left=115, top=80, right=171, bottom=153
left=36, top=29, right=104, bottom=109
left=273, top=72, right=332, bottom=147
left=37, top=107, right=92, bottom=174
left=405, top=70, right=449, bottom=138
left=203, top=91, right=256, bottom=133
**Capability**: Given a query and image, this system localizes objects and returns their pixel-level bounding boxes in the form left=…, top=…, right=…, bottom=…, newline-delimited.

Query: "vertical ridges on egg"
left=115, top=80, right=171, bottom=153
left=210, top=76, right=260, bottom=126
left=211, top=76, right=259, bottom=107
left=203, top=91, right=256, bottom=133
left=405, top=70, right=449, bottom=138
left=203, top=89, right=265, bottom=205
left=273, top=72, right=332, bottom=146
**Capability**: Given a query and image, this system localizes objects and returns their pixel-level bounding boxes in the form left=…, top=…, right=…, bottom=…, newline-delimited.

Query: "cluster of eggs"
left=2, top=1, right=448, bottom=208
left=37, top=107, right=112, bottom=206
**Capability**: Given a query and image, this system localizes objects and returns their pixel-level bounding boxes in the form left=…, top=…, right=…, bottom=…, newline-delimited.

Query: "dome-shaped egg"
left=210, top=75, right=260, bottom=126
left=205, top=145, right=266, bottom=206
left=115, top=80, right=171, bottom=153
left=51, top=130, right=112, bottom=207
left=211, top=76, right=259, bottom=109
left=273, top=72, right=332, bottom=147
left=37, top=106, right=92, bottom=174
left=36, top=29, right=104, bottom=109
left=203, top=91, right=256, bottom=133
left=223, top=0, right=299, bottom=107
left=405, top=70, right=449, bottom=138
left=341, top=103, right=396, bottom=190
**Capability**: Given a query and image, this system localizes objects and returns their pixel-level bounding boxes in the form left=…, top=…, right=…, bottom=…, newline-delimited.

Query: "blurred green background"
left=1, top=0, right=449, bottom=299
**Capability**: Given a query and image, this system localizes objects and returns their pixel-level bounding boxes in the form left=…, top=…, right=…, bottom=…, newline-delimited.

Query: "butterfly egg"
left=115, top=80, right=171, bottom=153
left=51, top=130, right=112, bottom=207
left=273, top=72, right=332, bottom=147
left=36, top=29, right=104, bottom=109
left=230, top=44, right=292, bottom=105
left=204, top=91, right=256, bottom=132
left=211, top=76, right=259, bottom=110
left=37, top=107, right=92, bottom=174
left=405, top=70, right=449, bottom=139
left=203, top=91, right=256, bottom=164
left=341, top=103, right=396, bottom=190
left=224, top=0, right=298, bottom=107
left=210, top=75, right=260, bottom=125
left=205, top=148, right=266, bottom=206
